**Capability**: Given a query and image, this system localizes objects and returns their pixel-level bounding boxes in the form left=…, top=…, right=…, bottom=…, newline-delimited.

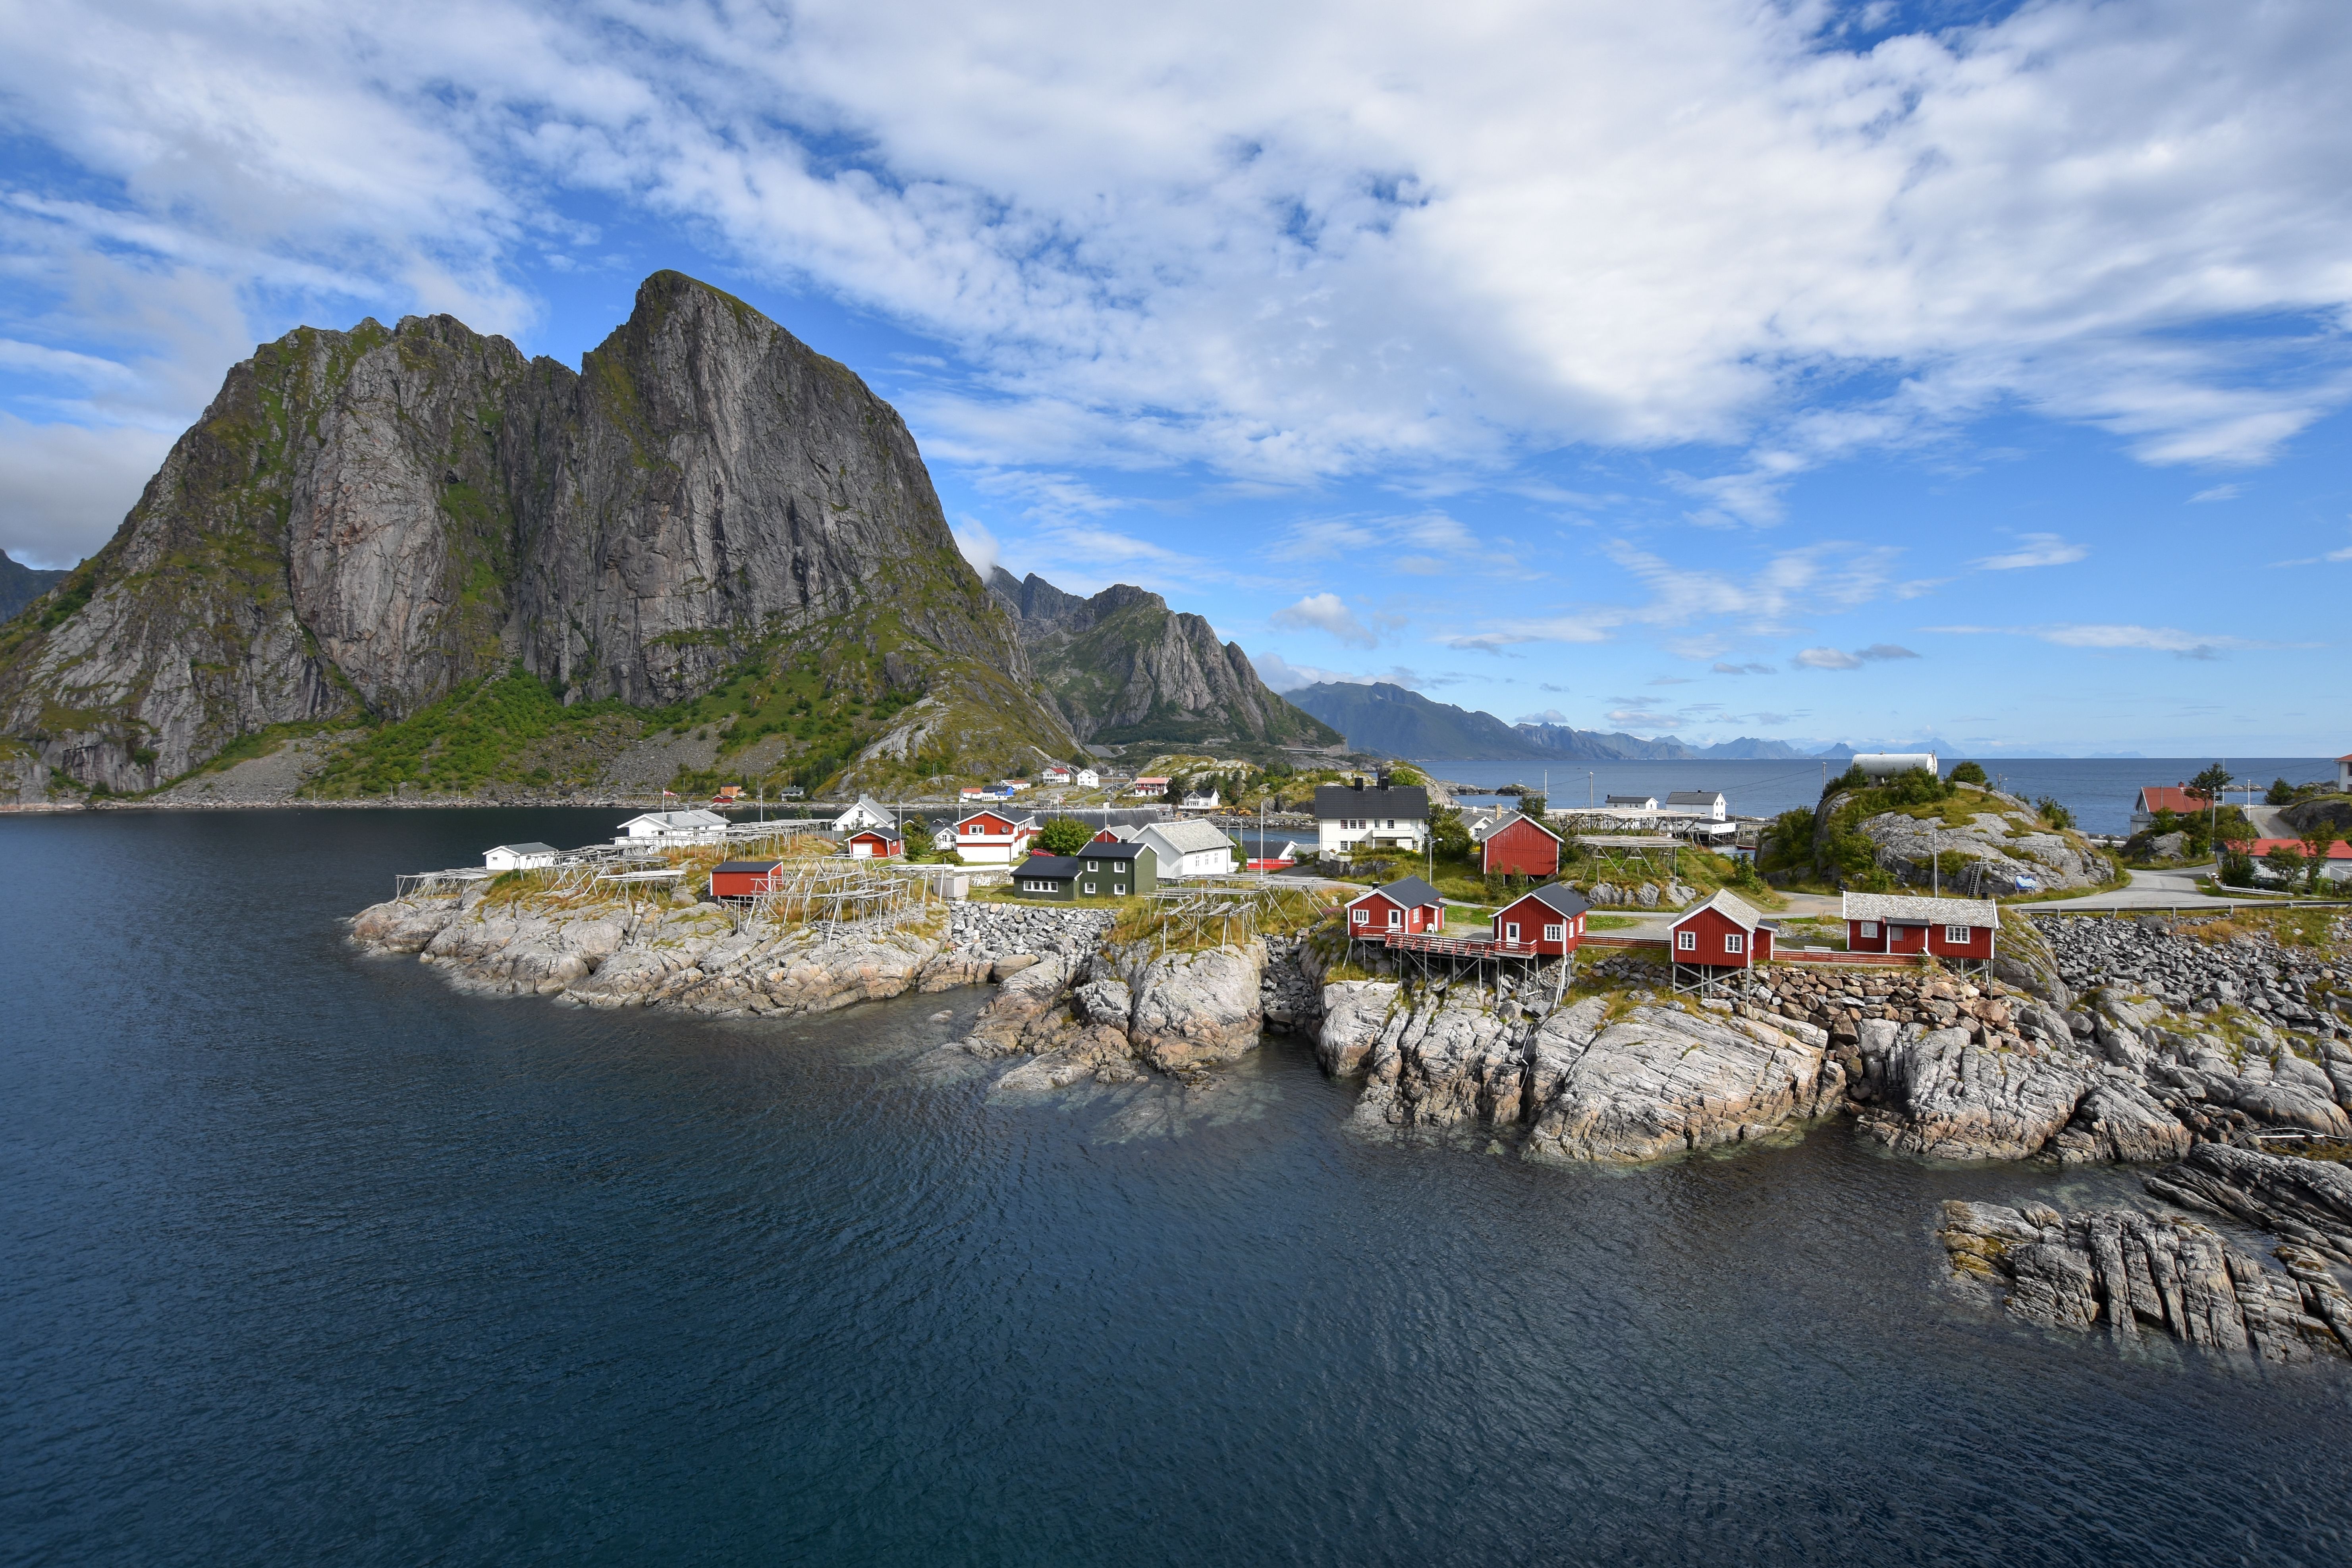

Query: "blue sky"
left=2, top=0, right=2348, bottom=755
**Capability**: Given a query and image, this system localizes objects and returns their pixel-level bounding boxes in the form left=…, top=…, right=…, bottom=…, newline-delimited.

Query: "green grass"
left=306, top=667, right=641, bottom=797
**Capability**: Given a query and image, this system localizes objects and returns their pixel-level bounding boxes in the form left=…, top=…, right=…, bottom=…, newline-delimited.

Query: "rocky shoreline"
left=351, top=883, right=2352, bottom=1364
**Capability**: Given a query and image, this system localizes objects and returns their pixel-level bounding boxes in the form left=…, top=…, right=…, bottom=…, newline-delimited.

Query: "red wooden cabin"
left=1668, top=890, right=1773, bottom=969
left=1480, top=812, right=1564, bottom=878
left=844, top=827, right=903, bottom=858
left=710, top=859, right=783, bottom=899
left=1490, top=884, right=1591, bottom=955
left=1344, top=876, right=1446, bottom=937
left=1841, top=893, right=1998, bottom=961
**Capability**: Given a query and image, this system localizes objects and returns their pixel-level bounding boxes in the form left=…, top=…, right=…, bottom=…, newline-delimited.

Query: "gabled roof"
left=1012, top=853, right=1081, bottom=878
left=490, top=842, right=559, bottom=855
left=620, top=808, right=727, bottom=829
left=712, top=859, right=783, bottom=874
left=2245, top=837, right=2352, bottom=860
left=2133, top=785, right=2206, bottom=815
left=846, top=826, right=903, bottom=844
left=1481, top=810, right=1563, bottom=843
left=1347, top=875, right=1444, bottom=908
left=956, top=808, right=1037, bottom=829
left=1500, top=883, right=1592, bottom=919
left=1142, top=819, right=1234, bottom=854
left=1841, top=891, right=2000, bottom=927
left=1084, top=841, right=1152, bottom=862
left=1312, top=783, right=1429, bottom=819
left=1664, top=790, right=1724, bottom=806
left=1604, top=794, right=1657, bottom=807
left=1673, top=889, right=1765, bottom=932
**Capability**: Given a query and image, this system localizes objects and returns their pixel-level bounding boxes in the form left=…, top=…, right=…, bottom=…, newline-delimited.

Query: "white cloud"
left=1712, top=660, right=1776, bottom=674
left=951, top=518, right=1002, bottom=580
left=4, top=0, right=2351, bottom=531
left=0, top=414, right=174, bottom=567
left=2189, top=484, right=2242, bottom=503
left=1793, top=646, right=1864, bottom=670
left=1270, top=591, right=1378, bottom=647
left=1972, top=532, right=2087, bottom=571
left=1925, top=622, right=2287, bottom=658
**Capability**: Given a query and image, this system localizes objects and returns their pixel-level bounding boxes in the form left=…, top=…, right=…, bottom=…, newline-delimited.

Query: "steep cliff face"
left=0, top=272, right=1069, bottom=791
left=988, top=568, right=1338, bottom=750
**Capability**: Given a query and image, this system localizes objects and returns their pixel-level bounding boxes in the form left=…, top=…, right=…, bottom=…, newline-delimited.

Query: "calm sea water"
left=1430, top=757, right=2335, bottom=835
left=6, top=808, right=2351, bottom=1566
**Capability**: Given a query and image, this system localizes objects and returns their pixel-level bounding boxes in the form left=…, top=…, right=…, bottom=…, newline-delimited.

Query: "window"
left=1676, top=930, right=1697, bottom=951
left=1113, top=884, right=1125, bottom=896
left=1087, top=860, right=1099, bottom=872
left=1353, top=909, right=1369, bottom=925
left=1505, top=922, right=1520, bottom=943
left=1386, top=908, right=1401, bottom=928
left=1725, top=933, right=1744, bottom=954
left=1545, top=923, right=1565, bottom=942
left=1859, top=921, right=1879, bottom=938
left=1945, top=925, right=1972, bottom=944
left=1083, top=883, right=1097, bottom=895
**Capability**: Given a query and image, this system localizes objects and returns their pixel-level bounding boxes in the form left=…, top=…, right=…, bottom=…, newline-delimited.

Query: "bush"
left=2268, top=776, right=2297, bottom=806
left=2036, top=796, right=2076, bottom=830
left=2219, top=849, right=2256, bottom=886
left=1036, top=817, right=1094, bottom=855
left=1951, top=760, right=1987, bottom=785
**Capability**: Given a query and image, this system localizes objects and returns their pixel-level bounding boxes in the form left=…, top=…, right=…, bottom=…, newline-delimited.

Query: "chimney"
left=1353, top=776, right=1364, bottom=792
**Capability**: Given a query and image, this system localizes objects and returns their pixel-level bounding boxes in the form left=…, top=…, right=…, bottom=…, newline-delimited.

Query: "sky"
left=1, top=0, right=2347, bottom=756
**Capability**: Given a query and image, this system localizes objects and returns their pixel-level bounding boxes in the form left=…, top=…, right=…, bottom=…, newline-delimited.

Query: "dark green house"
left=1012, top=841, right=1157, bottom=900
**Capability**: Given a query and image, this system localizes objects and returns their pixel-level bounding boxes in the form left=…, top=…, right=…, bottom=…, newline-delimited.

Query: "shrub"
left=1951, top=760, right=1988, bottom=785
left=2036, top=796, right=2076, bottom=830
left=1036, top=816, right=1094, bottom=856
left=2219, top=849, right=2256, bottom=886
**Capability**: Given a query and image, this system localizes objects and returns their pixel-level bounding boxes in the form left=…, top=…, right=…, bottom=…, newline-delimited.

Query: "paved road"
left=2029, top=866, right=2316, bottom=912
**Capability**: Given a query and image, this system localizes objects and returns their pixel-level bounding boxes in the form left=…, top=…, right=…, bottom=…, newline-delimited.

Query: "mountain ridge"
left=1287, top=680, right=1872, bottom=762
left=988, top=567, right=1340, bottom=753
left=0, top=272, right=1073, bottom=794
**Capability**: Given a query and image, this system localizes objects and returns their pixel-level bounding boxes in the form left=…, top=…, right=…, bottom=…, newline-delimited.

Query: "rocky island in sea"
left=351, top=839, right=2352, bottom=1367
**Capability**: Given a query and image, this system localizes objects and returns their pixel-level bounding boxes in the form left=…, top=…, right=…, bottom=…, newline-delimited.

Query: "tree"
left=1951, top=760, right=1988, bottom=785
left=1429, top=804, right=1473, bottom=862
left=2036, top=796, right=2075, bottom=830
left=2187, top=763, right=2234, bottom=801
left=2219, top=847, right=2255, bottom=887
left=2268, top=777, right=2298, bottom=806
left=1161, top=775, right=1185, bottom=804
left=1519, top=793, right=1546, bottom=819
left=2263, top=843, right=2306, bottom=887
left=2302, top=823, right=2343, bottom=893
left=1036, top=816, right=1094, bottom=855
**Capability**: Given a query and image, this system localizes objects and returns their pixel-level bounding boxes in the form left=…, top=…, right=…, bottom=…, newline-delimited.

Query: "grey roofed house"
left=1663, top=789, right=1727, bottom=819
left=1311, top=783, right=1429, bottom=819
left=1350, top=874, right=1444, bottom=909
left=1604, top=793, right=1658, bottom=809
left=1679, top=888, right=1766, bottom=930
left=1839, top=891, right=2000, bottom=929
left=1520, top=882, right=1593, bottom=918
left=1134, top=818, right=1238, bottom=878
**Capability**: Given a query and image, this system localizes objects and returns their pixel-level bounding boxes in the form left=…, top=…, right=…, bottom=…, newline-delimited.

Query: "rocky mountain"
left=0, top=551, right=68, bottom=624
left=0, top=271, right=1072, bottom=793
left=1287, top=681, right=1547, bottom=759
left=987, top=569, right=1339, bottom=751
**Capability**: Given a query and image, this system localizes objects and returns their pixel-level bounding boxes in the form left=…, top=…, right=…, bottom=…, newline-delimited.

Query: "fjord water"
left=6, top=812, right=2350, bottom=1567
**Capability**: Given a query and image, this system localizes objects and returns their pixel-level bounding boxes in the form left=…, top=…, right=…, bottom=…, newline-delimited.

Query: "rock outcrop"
left=988, top=568, right=1337, bottom=750
left=2145, top=1142, right=2352, bottom=1262
left=1939, top=1196, right=2352, bottom=1362
left=2, top=270, right=1072, bottom=792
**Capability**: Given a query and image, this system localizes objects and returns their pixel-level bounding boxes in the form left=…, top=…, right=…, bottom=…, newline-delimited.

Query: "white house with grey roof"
left=1133, top=819, right=1238, bottom=879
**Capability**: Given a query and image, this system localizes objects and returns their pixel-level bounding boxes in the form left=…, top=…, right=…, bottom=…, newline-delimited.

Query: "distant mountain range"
left=1285, top=680, right=1949, bottom=763
left=0, top=551, right=67, bottom=623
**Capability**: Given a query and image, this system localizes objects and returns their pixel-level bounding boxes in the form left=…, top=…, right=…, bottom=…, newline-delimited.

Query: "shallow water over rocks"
left=6, top=808, right=2352, bottom=1565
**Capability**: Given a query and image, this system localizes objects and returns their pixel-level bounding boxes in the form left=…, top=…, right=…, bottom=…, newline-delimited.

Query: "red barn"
left=844, top=827, right=903, bottom=858
left=1841, top=892, right=1998, bottom=962
left=1491, top=884, right=1591, bottom=955
left=1480, top=811, right=1564, bottom=877
left=1344, top=876, right=1447, bottom=938
left=710, top=859, right=783, bottom=899
left=1668, top=890, right=1773, bottom=969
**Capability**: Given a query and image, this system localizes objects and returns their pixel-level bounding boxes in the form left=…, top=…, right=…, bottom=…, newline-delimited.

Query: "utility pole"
left=1932, top=822, right=1939, bottom=898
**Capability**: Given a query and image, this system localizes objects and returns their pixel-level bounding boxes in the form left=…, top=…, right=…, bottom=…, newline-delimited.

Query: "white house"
left=1312, top=780, right=1428, bottom=858
left=832, top=794, right=894, bottom=833
left=1134, top=819, right=1239, bottom=879
left=954, top=808, right=1038, bottom=866
left=1042, top=765, right=1074, bottom=785
left=1663, top=790, right=1727, bottom=821
left=615, top=809, right=729, bottom=845
left=1075, top=767, right=1100, bottom=789
left=484, top=841, right=561, bottom=871
left=1181, top=789, right=1221, bottom=810
left=2339, top=752, right=2352, bottom=793
left=1129, top=776, right=1170, bottom=798
left=1604, top=794, right=1658, bottom=810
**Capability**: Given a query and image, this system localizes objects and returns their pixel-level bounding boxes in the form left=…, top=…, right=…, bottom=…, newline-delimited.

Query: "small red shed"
left=710, top=859, right=783, bottom=899
left=844, top=827, right=903, bottom=858
left=1491, top=883, right=1591, bottom=955
left=1480, top=811, right=1565, bottom=878
left=1668, top=890, right=1773, bottom=969
left=1841, top=892, right=1998, bottom=962
left=1344, top=876, right=1447, bottom=938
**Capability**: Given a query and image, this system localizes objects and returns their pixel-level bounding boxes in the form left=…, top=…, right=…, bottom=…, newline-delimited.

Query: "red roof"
left=2134, top=785, right=2206, bottom=815
left=2246, top=837, right=2352, bottom=860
